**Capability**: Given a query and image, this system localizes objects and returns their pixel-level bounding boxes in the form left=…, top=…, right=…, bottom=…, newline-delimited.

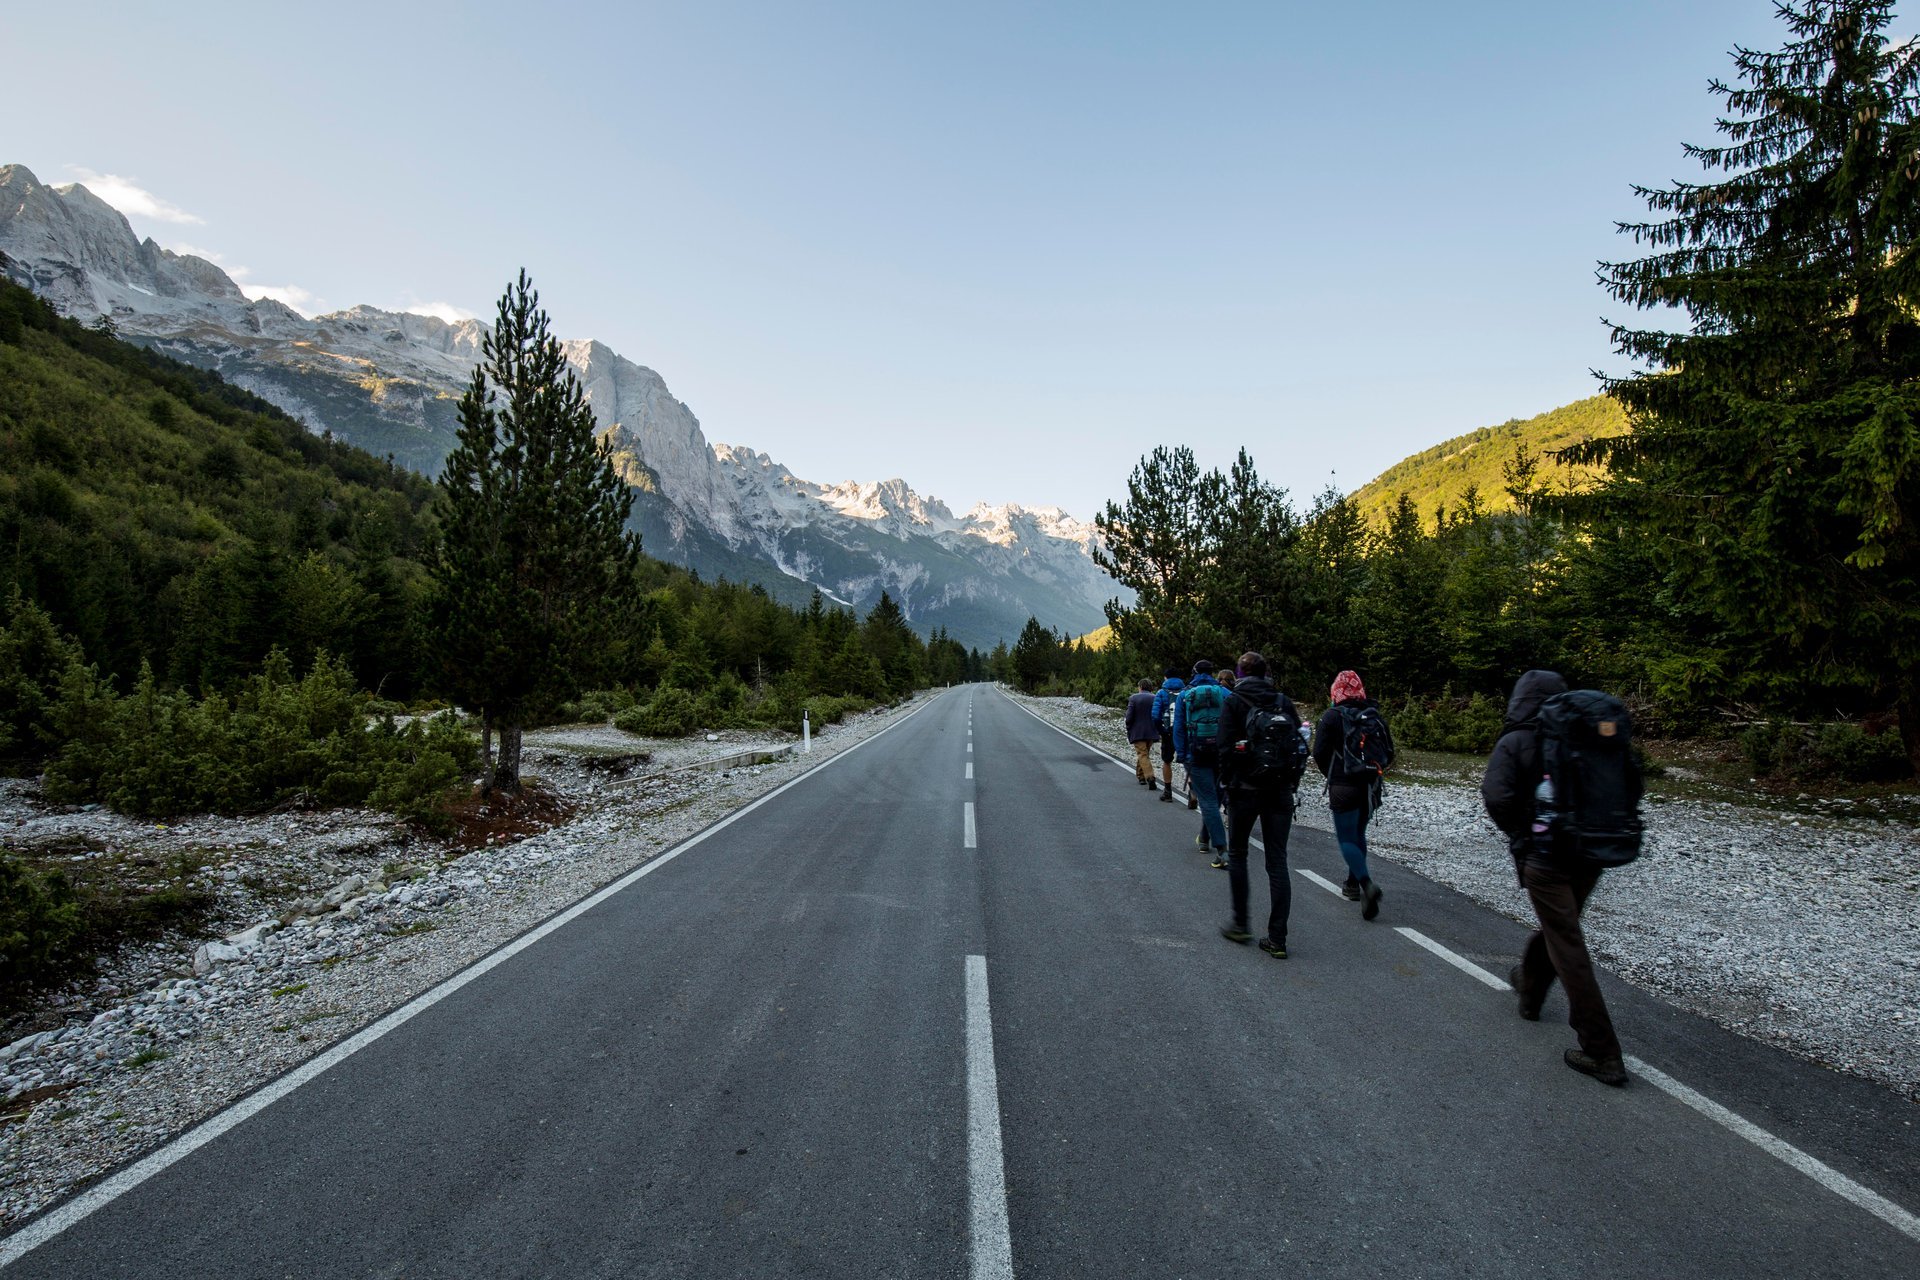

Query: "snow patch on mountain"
left=0, top=162, right=1126, bottom=646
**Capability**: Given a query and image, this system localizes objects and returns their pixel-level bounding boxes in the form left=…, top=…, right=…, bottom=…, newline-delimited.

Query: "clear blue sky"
left=6, top=1, right=1903, bottom=518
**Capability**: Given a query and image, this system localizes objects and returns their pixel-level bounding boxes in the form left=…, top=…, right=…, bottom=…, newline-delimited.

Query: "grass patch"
left=387, top=920, right=436, bottom=936
left=269, top=982, right=308, bottom=998
left=125, top=1048, right=167, bottom=1068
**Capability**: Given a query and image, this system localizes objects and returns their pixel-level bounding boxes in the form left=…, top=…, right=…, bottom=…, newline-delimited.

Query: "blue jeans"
left=1187, top=764, right=1226, bottom=850
left=1332, top=804, right=1372, bottom=883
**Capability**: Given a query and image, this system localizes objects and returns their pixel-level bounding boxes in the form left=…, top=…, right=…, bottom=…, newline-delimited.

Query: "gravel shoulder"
left=0, top=695, right=931, bottom=1229
left=1005, top=688, right=1920, bottom=1102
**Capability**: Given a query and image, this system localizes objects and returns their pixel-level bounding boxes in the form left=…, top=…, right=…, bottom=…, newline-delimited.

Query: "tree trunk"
left=1899, top=675, right=1920, bottom=779
left=493, top=721, right=524, bottom=794
left=479, top=714, right=495, bottom=797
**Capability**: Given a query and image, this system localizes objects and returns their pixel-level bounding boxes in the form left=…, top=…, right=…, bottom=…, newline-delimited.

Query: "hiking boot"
left=1258, top=937, right=1288, bottom=959
left=1360, top=879, right=1383, bottom=922
left=1195, top=831, right=1209, bottom=848
left=1187, top=793, right=1199, bottom=811
left=1564, top=1049, right=1628, bottom=1087
left=1159, top=789, right=1174, bottom=803
left=1509, top=966, right=1542, bottom=1021
left=1146, top=779, right=1158, bottom=791
left=1340, top=879, right=1362, bottom=901
left=1220, top=922, right=1253, bottom=944
left=1210, top=851, right=1228, bottom=869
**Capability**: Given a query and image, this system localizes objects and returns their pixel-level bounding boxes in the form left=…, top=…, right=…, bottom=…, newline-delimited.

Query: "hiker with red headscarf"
left=1311, top=669, right=1396, bottom=920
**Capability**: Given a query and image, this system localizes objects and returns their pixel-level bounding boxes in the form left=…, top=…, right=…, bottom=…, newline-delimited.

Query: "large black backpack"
left=1538, top=690, right=1644, bottom=867
left=1228, top=693, right=1309, bottom=789
left=1334, top=704, right=1395, bottom=780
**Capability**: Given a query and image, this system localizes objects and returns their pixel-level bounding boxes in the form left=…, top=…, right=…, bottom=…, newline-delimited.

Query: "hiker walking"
left=1312, top=670, right=1394, bottom=921
left=1172, top=660, right=1229, bottom=865
left=1125, top=678, right=1161, bottom=789
left=1149, top=666, right=1185, bottom=803
left=1481, top=669, right=1643, bottom=1087
left=1216, top=652, right=1308, bottom=959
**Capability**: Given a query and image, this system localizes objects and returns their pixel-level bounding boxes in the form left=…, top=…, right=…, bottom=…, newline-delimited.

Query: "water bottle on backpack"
left=1531, top=774, right=1557, bottom=854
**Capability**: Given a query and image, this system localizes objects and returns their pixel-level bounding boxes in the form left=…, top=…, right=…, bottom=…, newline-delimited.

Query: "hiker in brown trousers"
left=1480, top=669, right=1627, bottom=1087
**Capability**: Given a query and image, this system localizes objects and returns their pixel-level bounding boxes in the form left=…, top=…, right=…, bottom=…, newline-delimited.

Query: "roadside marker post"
left=803, top=710, right=811, bottom=753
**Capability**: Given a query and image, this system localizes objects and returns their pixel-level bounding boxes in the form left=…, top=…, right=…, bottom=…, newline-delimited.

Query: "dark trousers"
left=1226, top=788, right=1293, bottom=944
left=1519, top=858, right=1622, bottom=1061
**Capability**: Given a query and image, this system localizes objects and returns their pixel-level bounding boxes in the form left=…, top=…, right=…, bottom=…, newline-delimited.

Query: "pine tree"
left=1010, top=616, right=1059, bottom=692
left=1576, top=1, right=1920, bottom=767
left=1094, top=445, right=1224, bottom=668
left=428, top=271, right=640, bottom=792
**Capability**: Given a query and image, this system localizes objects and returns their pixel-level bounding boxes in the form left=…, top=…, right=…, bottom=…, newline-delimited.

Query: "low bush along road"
left=2, top=687, right=1916, bottom=1277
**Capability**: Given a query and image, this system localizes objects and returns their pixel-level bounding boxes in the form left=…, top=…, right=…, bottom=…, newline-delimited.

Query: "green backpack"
left=1183, top=684, right=1226, bottom=760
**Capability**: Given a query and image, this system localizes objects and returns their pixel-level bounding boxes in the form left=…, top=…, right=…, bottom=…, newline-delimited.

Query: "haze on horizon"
left=6, top=0, right=1900, bottom=518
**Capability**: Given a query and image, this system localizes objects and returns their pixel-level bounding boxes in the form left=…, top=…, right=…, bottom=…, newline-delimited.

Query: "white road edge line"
left=964, top=801, right=978, bottom=848
left=1295, top=867, right=1345, bottom=896
left=966, top=762, right=974, bottom=779
left=1005, top=687, right=1920, bottom=1247
left=965, top=955, right=1015, bottom=1280
left=0, top=690, right=950, bottom=1270
left=1392, top=926, right=1920, bottom=1246
left=1623, top=1056, right=1920, bottom=1245
left=1393, top=926, right=1513, bottom=991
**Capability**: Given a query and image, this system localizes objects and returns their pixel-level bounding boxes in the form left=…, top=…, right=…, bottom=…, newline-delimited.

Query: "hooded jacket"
left=1149, top=678, right=1185, bottom=735
left=1480, top=669, right=1569, bottom=850
left=1216, top=675, right=1302, bottom=792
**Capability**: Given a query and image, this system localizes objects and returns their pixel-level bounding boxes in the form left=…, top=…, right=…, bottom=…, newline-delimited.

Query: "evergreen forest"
left=0, top=276, right=987, bottom=826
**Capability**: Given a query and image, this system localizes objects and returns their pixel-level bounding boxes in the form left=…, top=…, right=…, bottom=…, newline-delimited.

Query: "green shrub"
left=1741, top=719, right=1910, bottom=782
left=0, top=854, right=84, bottom=998
left=615, top=686, right=700, bottom=738
left=555, top=688, right=637, bottom=724
left=42, top=651, right=477, bottom=820
left=802, top=694, right=871, bottom=727
left=1385, top=693, right=1505, bottom=755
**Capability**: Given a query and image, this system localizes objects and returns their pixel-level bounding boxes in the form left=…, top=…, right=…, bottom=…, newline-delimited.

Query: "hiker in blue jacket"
left=1173, top=660, right=1229, bottom=864
left=1148, top=667, right=1185, bottom=803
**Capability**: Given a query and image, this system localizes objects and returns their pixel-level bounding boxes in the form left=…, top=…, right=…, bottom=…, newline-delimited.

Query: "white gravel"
left=0, top=696, right=928, bottom=1229
left=1006, top=689, right=1920, bottom=1100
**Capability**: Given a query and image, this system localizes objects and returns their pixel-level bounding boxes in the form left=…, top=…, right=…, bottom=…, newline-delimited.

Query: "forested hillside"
left=0, top=275, right=987, bottom=817
left=1348, top=395, right=1626, bottom=528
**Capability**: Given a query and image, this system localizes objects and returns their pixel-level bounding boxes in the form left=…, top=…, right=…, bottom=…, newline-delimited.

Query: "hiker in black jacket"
left=1311, top=669, right=1388, bottom=921
left=1481, top=669, right=1627, bottom=1087
left=1214, top=652, right=1302, bottom=959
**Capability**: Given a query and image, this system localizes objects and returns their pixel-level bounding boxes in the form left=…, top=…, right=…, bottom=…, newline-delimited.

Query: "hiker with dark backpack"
left=1216, top=652, right=1309, bottom=958
left=1149, top=666, right=1186, bottom=803
left=1311, top=669, right=1394, bottom=921
left=1481, top=669, right=1644, bottom=1087
left=1172, top=660, right=1229, bottom=864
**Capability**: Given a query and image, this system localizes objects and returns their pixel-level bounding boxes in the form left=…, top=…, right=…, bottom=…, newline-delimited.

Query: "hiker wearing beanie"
left=1216, top=651, right=1308, bottom=959
left=1173, top=659, right=1229, bottom=864
left=1124, top=678, right=1161, bottom=789
left=1149, top=666, right=1186, bottom=802
left=1312, top=669, right=1395, bottom=921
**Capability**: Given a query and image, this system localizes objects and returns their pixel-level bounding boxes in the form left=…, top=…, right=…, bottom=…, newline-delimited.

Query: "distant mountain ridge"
left=1347, top=394, right=1626, bottom=527
left=0, top=163, right=1125, bottom=650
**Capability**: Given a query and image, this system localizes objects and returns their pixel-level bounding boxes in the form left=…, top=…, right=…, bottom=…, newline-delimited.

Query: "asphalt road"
left=5, top=686, right=1917, bottom=1277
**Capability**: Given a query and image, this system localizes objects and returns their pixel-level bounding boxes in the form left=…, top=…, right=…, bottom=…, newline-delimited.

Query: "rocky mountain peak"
left=1, top=162, right=1125, bottom=645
